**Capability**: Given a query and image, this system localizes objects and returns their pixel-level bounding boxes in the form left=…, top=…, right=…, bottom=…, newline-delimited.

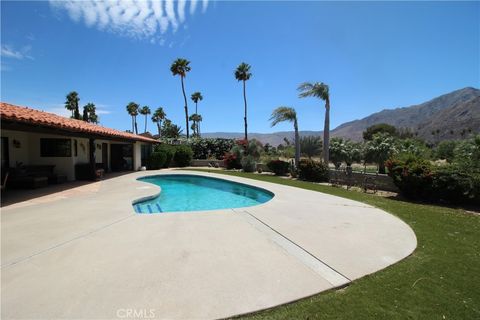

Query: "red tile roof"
left=0, top=102, right=157, bottom=143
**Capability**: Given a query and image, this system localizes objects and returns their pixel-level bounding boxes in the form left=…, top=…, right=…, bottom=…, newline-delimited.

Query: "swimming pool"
left=134, top=174, right=274, bottom=213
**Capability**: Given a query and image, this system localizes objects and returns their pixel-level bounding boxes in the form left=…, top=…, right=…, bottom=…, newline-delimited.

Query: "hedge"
left=298, top=159, right=329, bottom=182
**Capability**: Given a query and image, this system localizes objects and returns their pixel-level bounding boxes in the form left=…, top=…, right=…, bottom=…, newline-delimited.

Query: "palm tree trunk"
left=131, top=116, right=134, bottom=133
left=243, top=80, right=248, bottom=141
left=134, top=116, right=138, bottom=134
left=157, top=122, right=161, bottom=137
left=323, top=99, right=330, bottom=164
left=294, top=119, right=300, bottom=168
left=194, top=101, right=198, bottom=137
left=181, top=76, right=189, bottom=138
left=144, top=115, right=148, bottom=133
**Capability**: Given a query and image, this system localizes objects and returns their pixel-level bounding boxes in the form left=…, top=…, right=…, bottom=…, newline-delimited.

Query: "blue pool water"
left=134, top=174, right=274, bottom=213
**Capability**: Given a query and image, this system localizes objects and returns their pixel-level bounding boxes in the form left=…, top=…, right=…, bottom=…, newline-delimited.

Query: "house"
left=0, top=102, right=157, bottom=183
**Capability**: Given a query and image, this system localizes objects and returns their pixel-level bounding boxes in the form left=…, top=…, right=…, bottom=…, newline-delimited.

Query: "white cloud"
left=49, top=0, right=209, bottom=42
left=190, top=0, right=198, bottom=15
left=1, top=45, right=34, bottom=60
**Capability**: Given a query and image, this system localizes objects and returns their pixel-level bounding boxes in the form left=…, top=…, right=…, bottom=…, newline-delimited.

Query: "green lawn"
left=186, top=169, right=480, bottom=319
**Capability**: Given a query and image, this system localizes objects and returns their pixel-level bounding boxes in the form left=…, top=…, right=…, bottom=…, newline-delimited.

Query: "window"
left=73, top=140, right=78, bottom=156
left=40, top=138, right=72, bottom=157
left=141, top=144, right=152, bottom=166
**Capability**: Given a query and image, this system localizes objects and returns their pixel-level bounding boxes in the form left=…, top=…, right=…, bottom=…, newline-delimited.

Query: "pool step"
left=135, top=203, right=163, bottom=214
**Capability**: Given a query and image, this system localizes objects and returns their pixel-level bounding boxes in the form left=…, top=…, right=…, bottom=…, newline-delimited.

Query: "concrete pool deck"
left=1, top=170, right=417, bottom=319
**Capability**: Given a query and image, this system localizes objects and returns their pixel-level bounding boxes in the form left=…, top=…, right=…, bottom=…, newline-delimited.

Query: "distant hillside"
left=202, top=131, right=323, bottom=147
left=331, top=87, right=480, bottom=141
left=202, top=87, right=480, bottom=145
left=416, top=95, right=480, bottom=141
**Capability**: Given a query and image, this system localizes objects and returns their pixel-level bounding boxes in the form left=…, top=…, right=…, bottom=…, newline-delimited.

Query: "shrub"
left=386, top=156, right=433, bottom=199
left=154, top=144, right=176, bottom=168
left=434, top=140, right=457, bottom=162
left=241, top=155, right=256, bottom=173
left=224, top=152, right=242, bottom=169
left=432, top=165, right=479, bottom=204
left=188, top=138, right=236, bottom=160
left=267, top=160, right=290, bottom=176
left=173, top=145, right=193, bottom=167
left=386, top=155, right=480, bottom=204
left=298, top=159, right=329, bottom=182
left=146, top=152, right=167, bottom=170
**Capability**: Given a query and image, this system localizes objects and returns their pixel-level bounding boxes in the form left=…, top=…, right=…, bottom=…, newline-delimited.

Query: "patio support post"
left=89, top=138, right=96, bottom=180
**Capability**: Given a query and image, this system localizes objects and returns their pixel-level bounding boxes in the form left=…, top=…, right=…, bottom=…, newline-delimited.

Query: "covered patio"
left=1, top=102, right=156, bottom=189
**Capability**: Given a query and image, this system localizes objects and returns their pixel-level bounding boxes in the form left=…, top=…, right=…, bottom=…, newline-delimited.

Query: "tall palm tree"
left=189, top=113, right=202, bottom=137
left=270, top=106, right=300, bottom=167
left=65, top=91, right=81, bottom=119
left=191, top=92, right=203, bottom=134
left=126, top=102, right=139, bottom=134
left=298, top=82, right=330, bottom=164
left=235, top=62, right=252, bottom=141
left=151, top=107, right=166, bottom=137
left=170, top=58, right=191, bottom=138
left=190, top=92, right=203, bottom=114
left=139, top=106, right=151, bottom=133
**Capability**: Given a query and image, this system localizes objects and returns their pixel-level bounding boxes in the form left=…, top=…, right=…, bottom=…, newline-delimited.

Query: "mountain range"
left=203, top=87, right=480, bottom=146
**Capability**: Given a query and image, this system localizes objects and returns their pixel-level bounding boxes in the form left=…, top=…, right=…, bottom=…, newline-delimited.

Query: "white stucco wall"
left=134, top=142, right=142, bottom=171
left=2, top=129, right=154, bottom=179
left=133, top=142, right=153, bottom=171
left=1, top=130, right=78, bottom=180
left=1, top=129, right=30, bottom=166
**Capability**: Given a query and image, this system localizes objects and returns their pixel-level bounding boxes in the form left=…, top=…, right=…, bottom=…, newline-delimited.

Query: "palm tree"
left=170, top=58, right=191, bottom=138
left=191, top=92, right=203, bottom=114
left=162, top=119, right=183, bottom=139
left=151, top=107, right=166, bottom=137
left=270, top=106, right=300, bottom=167
left=235, top=62, right=252, bottom=141
left=298, top=82, right=331, bottom=164
left=126, top=102, right=139, bottom=134
left=82, top=103, right=98, bottom=123
left=65, top=91, right=81, bottom=119
left=139, top=106, right=151, bottom=133
left=89, top=113, right=99, bottom=124
left=191, top=92, right=203, bottom=134
left=189, top=113, right=202, bottom=137
left=300, top=136, right=322, bottom=158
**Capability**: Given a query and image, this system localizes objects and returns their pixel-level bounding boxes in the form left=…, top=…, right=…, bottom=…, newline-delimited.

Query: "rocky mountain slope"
left=331, top=87, right=480, bottom=141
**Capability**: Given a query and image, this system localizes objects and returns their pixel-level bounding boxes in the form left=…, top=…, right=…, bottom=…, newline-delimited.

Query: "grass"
left=186, top=169, right=480, bottom=319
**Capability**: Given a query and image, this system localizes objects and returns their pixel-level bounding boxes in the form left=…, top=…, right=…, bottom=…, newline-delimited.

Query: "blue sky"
left=1, top=1, right=479, bottom=134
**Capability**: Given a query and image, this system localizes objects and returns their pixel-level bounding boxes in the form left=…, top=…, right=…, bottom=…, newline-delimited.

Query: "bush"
left=188, top=138, right=236, bottom=160
left=298, top=159, right=329, bottom=182
left=146, top=152, right=167, bottom=170
left=386, top=156, right=433, bottom=199
left=241, top=155, right=256, bottom=173
left=154, top=144, right=176, bottom=168
left=432, top=165, right=479, bottom=204
left=267, top=160, right=290, bottom=176
left=386, top=155, right=480, bottom=204
left=173, top=145, right=193, bottom=167
left=224, top=152, right=242, bottom=169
